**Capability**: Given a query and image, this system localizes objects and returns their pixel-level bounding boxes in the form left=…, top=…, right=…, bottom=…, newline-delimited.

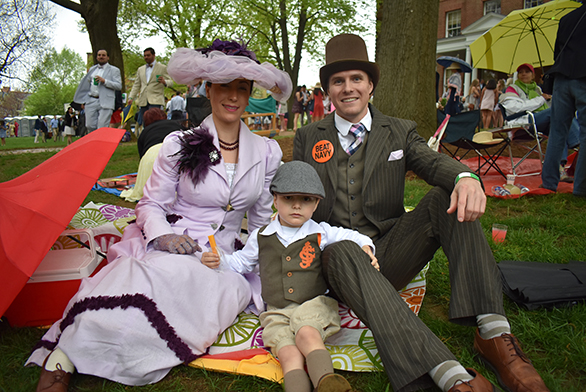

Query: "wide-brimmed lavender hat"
left=168, top=39, right=293, bottom=102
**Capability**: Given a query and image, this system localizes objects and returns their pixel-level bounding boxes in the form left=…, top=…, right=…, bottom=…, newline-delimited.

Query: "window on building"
left=525, top=0, right=543, bottom=8
left=446, top=10, right=461, bottom=38
left=484, top=0, right=501, bottom=15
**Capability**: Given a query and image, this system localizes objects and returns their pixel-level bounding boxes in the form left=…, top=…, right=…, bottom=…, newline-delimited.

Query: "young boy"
left=202, top=161, right=378, bottom=392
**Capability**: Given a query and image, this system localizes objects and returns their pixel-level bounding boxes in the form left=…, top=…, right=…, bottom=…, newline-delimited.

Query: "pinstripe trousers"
left=322, top=187, right=504, bottom=392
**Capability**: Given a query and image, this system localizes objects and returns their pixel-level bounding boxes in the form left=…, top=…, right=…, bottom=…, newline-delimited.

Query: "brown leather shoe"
left=36, top=355, right=72, bottom=392
left=448, top=368, right=498, bottom=392
left=315, top=373, right=353, bottom=392
left=474, top=330, right=549, bottom=392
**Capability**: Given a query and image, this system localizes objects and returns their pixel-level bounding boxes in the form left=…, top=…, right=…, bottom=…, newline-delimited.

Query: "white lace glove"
left=152, top=233, right=201, bottom=254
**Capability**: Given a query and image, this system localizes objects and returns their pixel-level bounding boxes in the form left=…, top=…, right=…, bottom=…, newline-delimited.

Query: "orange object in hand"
left=208, top=235, right=218, bottom=255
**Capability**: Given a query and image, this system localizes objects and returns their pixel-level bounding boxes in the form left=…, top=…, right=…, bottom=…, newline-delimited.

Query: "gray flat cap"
left=270, top=161, right=326, bottom=199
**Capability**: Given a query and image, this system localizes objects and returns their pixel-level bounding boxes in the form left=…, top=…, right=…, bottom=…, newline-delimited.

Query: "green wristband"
left=455, top=172, right=480, bottom=185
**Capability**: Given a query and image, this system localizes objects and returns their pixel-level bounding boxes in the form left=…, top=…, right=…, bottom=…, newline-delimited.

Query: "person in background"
left=466, top=79, right=481, bottom=111
left=0, top=120, right=7, bottom=146
left=292, top=86, right=304, bottom=132
left=8, top=120, right=16, bottom=138
left=63, top=107, right=77, bottom=146
left=311, top=83, right=325, bottom=122
left=301, top=85, right=312, bottom=125
left=444, top=64, right=463, bottom=116
left=492, top=80, right=506, bottom=128
left=479, top=79, right=498, bottom=129
left=202, top=161, right=377, bottom=392
left=500, top=63, right=580, bottom=170
left=278, top=100, right=288, bottom=132
left=128, top=47, right=173, bottom=131
left=42, top=117, right=50, bottom=143
left=541, top=4, right=586, bottom=196
left=73, top=49, right=122, bottom=133
left=50, top=115, right=59, bottom=142
left=121, top=108, right=186, bottom=202
left=109, top=91, right=124, bottom=128
left=168, top=91, right=186, bottom=120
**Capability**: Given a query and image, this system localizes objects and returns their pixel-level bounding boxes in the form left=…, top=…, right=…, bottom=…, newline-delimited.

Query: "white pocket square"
left=388, top=149, right=404, bottom=161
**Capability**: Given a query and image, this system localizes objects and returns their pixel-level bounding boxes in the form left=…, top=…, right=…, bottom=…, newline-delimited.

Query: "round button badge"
left=312, top=140, right=334, bottom=163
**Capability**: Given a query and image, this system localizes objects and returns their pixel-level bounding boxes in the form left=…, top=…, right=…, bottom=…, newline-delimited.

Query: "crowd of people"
left=12, top=5, right=586, bottom=392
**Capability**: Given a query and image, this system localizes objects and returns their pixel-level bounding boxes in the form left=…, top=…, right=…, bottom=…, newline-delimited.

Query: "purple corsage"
left=173, top=126, right=221, bottom=186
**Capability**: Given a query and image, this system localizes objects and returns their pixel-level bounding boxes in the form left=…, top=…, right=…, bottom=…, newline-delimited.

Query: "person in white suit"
left=73, top=49, right=122, bottom=133
left=128, top=47, right=174, bottom=127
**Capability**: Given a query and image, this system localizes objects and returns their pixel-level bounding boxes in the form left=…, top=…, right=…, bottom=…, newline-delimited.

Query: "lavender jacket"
left=136, top=115, right=282, bottom=254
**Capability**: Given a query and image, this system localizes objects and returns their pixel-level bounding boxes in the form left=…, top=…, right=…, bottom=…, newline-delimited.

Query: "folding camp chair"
left=439, top=110, right=509, bottom=179
left=497, top=107, right=546, bottom=177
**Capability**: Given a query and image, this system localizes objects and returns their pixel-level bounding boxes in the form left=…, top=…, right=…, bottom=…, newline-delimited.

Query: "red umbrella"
left=0, top=128, right=125, bottom=317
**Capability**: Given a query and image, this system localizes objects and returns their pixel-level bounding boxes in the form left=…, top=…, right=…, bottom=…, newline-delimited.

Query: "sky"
left=49, top=2, right=375, bottom=89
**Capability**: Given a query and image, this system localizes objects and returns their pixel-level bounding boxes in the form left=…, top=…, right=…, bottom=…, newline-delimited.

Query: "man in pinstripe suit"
left=293, top=34, right=548, bottom=392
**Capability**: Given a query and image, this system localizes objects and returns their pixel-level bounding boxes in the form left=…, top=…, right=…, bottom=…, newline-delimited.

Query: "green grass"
left=1, top=137, right=586, bottom=391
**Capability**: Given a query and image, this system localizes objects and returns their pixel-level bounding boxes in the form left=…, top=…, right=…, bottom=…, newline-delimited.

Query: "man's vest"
left=329, top=133, right=379, bottom=240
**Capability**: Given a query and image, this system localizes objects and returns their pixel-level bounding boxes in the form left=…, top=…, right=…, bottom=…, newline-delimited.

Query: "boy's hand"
left=362, top=245, right=379, bottom=271
left=201, top=252, right=220, bottom=269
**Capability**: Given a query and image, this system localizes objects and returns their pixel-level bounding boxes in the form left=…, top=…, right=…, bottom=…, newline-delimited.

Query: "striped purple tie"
left=345, top=123, right=366, bottom=155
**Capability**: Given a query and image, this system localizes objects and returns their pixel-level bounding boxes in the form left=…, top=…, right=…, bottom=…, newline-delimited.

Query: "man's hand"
left=362, top=245, right=379, bottom=271
left=95, top=76, right=106, bottom=83
left=157, top=75, right=166, bottom=85
left=447, top=177, right=486, bottom=222
left=201, top=252, right=221, bottom=269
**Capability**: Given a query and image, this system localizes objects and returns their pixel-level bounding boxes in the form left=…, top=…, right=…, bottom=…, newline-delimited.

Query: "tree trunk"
left=374, top=0, right=439, bottom=139
left=50, top=0, right=125, bottom=91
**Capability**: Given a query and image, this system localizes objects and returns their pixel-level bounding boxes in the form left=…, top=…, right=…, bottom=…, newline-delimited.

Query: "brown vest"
left=329, top=134, right=379, bottom=240
left=258, top=231, right=326, bottom=308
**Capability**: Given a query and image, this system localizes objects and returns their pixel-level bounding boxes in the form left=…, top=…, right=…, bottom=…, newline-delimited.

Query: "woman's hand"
left=152, top=233, right=201, bottom=254
left=362, top=245, right=379, bottom=271
left=542, top=93, right=552, bottom=100
left=201, top=252, right=221, bottom=269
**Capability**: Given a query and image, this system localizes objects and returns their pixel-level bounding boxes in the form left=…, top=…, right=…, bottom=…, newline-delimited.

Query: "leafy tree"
left=0, top=0, right=53, bottom=84
left=49, top=0, right=125, bottom=90
left=117, top=0, right=371, bottom=109
left=227, top=0, right=371, bottom=108
left=374, top=0, right=439, bottom=138
left=24, top=47, right=85, bottom=115
left=118, top=0, right=232, bottom=51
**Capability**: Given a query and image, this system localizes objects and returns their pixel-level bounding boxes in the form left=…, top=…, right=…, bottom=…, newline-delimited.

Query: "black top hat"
left=319, top=34, right=380, bottom=93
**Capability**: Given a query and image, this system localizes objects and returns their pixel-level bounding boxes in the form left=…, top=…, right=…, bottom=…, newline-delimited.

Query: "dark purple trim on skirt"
left=31, top=294, right=198, bottom=364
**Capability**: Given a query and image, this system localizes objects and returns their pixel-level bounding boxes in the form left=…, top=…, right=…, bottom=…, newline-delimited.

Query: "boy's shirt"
left=222, top=216, right=375, bottom=275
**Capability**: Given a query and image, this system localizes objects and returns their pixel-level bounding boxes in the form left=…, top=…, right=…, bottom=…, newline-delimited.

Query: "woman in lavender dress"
left=29, top=40, right=292, bottom=390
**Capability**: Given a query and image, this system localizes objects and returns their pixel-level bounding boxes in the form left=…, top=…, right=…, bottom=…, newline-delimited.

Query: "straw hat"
left=446, top=63, right=461, bottom=71
left=319, top=34, right=380, bottom=92
left=472, top=131, right=504, bottom=145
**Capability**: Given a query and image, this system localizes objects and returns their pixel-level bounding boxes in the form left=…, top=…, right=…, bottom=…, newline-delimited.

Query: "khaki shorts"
left=260, top=295, right=340, bottom=355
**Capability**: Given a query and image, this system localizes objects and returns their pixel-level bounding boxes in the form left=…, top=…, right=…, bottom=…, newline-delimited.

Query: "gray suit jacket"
left=293, top=104, right=470, bottom=234
left=74, top=63, right=122, bottom=110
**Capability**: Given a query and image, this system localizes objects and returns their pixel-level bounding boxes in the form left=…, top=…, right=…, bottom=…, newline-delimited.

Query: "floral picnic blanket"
left=65, top=202, right=429, bottom=381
